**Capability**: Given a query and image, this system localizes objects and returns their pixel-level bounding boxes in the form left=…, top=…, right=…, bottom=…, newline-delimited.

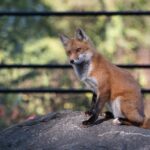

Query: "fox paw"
left=82, top=114, right=98, bottom=126
left=82, top=120, right=92, bottom=126
left=84, top=110, right=93, bottom=116
left=112, top=118, right=121, bottom=125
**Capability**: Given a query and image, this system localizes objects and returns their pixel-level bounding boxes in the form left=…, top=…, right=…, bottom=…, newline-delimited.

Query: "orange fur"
left=60, top=29, right=150, bottom=129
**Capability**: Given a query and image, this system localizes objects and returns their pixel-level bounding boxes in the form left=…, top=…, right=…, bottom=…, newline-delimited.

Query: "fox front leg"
left=85, top=93, right=97, bottom=116
left=83, top=97, right=105, bottom=125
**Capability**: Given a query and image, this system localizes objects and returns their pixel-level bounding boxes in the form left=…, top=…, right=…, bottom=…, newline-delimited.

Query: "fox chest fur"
left=72, top=62, right=98, bottom=93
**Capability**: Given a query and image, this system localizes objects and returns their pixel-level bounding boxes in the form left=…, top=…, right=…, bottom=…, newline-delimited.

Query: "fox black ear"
left=60, top=34, right=70, bottom=46
left=75, top=28, right=89, bottom=41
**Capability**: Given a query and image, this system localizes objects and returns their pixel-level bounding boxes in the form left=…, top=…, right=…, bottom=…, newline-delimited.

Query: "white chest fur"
left=108, top=97, right=125, bottom=118
left=73, top=62, right=98, bottom=93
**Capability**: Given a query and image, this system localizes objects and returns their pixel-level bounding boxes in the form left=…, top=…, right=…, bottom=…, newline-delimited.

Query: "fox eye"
left=67, top=50, right=71, bottom=55
left=76, top=48, right=81, bottom=53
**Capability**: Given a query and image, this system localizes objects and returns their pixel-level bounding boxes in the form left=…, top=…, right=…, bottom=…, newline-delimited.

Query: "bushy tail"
left=141, top=118, right=150, bottom=129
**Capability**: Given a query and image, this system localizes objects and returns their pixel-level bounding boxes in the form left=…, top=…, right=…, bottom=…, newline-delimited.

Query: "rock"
left=0, top=111, right=150, bottom=150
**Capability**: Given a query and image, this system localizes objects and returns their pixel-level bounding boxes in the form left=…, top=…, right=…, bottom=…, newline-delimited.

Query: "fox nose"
left=70, top=60, right=74, bottom=64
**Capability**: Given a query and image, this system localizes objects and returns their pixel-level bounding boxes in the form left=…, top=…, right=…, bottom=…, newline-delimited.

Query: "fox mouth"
left=70, top=59, right=84, bottom=65
left=69, top=53, right=92, bottom=65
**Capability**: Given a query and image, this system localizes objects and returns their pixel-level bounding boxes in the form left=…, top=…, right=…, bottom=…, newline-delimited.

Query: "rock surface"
left=0, top=111, right=150, bottom=150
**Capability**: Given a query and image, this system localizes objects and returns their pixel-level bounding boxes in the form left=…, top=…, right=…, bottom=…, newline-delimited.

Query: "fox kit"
left=60, top=28, right=150, bottom=129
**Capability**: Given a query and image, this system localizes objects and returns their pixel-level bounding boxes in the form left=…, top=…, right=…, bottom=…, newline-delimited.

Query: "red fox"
left=60, top=28, right=150, bottom=129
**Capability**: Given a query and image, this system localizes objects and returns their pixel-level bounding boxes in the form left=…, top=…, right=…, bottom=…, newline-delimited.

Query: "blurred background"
left=0, top=0, right=150, bottom=130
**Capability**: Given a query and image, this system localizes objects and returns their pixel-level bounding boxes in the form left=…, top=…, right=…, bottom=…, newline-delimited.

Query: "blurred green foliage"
left=0, top=0, right=150, bottom=130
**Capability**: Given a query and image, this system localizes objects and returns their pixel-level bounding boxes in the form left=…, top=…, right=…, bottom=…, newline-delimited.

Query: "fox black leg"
left=83, top=110, right=98, bottom=125
left=102, top=111, right=114, bottom=119
left=85, top=92, right=97, bottom=116
left=117, top=118, right=142, bottom=126
left=83, top=97, right=105, bottom=126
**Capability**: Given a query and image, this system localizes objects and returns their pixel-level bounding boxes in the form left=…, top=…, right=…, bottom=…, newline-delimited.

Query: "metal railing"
left=0, top=10, right=150, bottom=95
left=0, top=11, right=150, bottom=17
left=0, top=64, right=150, bottom=69
left=0, top=64, right=150, bottom=94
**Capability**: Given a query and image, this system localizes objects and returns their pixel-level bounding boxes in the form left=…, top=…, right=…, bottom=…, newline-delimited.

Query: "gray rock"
left=0, top=111, right=150, bottom=150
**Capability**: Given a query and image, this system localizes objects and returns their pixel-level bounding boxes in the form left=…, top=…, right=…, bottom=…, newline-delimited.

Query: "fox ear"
left=75, top=28, right=89, bottom=41
left=60, top=34, right=70, bottom=46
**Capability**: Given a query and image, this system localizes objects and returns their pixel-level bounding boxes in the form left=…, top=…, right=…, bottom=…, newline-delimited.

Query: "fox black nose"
left=70, top=60, right=74, bottom=64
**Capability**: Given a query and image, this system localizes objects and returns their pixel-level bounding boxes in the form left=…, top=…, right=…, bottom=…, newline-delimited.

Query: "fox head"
left=60, top=28, right=95, bottom=65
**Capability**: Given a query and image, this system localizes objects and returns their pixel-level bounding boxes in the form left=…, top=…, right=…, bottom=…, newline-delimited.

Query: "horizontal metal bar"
left=0, top=88, right=92, bottom=94
left=117, top=64, right=150, bottom=69
left=0, top=64, right=72, bottom=69
left=0, top=64, right=150, bottom=69
left=0, top=88, right=149, bottom=94
left=0, top=11, right=150, bottom=17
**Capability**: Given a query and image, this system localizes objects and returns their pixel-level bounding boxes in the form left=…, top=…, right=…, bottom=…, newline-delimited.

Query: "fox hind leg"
left=113, top=118, right=134, bottom=126
left=102, top=111, right=114, bottom=119
left=120, top=100, right=144, bottom=126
